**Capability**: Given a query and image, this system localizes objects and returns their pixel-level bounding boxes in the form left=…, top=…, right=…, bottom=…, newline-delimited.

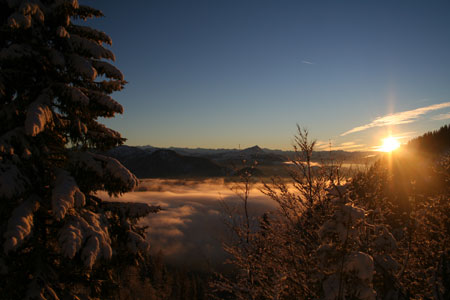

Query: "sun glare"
left=379, top=136, right=400, bottom=152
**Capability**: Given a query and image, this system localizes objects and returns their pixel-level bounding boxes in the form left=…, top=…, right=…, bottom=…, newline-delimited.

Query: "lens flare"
left=379, top=136, right=400, bottom=152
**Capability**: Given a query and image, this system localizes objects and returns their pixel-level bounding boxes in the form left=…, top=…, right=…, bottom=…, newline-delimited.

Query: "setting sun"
left=379, top=136, right=401, bottom=152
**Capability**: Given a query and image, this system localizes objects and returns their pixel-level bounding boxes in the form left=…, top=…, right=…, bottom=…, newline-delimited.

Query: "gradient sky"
left=82, top=0, right=450, bottom=151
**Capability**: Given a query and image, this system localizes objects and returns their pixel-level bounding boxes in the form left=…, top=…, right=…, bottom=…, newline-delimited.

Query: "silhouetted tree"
left=0, top=1, right=158, bottom=298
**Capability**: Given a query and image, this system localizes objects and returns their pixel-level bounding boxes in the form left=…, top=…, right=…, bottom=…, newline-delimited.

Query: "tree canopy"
left=0, top=1, right=157, bottom=298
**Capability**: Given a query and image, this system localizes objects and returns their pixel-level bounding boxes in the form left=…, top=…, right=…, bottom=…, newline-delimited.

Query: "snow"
left=322, top=274, right=340, bottom=300
left=327, top=183, right=349, bottom=197
left=374, top=227, right=397, bottom=251
left=7, top=2, right=44, bottom=29
left=96, top=94, right=124, bottom=114
left=59, top=209, right=112, bottom=268
left=3, top=197, right=39, bottom=253
left=70, top=34, right=115, bottom=61
left=19, top=2, right=44, bottom=23
left=88, top=123, right=121, bottom=140
left=80, top=210, right=113, bottom=268
left=92, top=60, right=124, bottom=80
left=103, top=155, right=137, bottom=187
left=0, top=163, right=29, bottom=198
left=56, top=26, right=69, bottom=38
left=321, top=252, right=376, bottom=300
left=0, top=44, right=34, bottom=60
left=69, top=151, right=138, bottom=193
left=319, top=204, right=365, bottom=243
left=70, top=54, right=97, bottom=80
left=342, top=204, right=365, bottom=221
left=52, top=170, right=85, bottom=220
left=74, top=119, right=87, bottom=134
left=22, top=148, right=32, bottom=159
left=353, top=283, right=377, bottom=300
left=48, top=49, right=65, bottom=67
left=26, top=278, right=60, bottom=300
left=59, top=223, right=83, bottom=259
left=374, top=254, right=399, bottom=272
left=344, top=252, right=374, bottom=283
left=67, top=85, right=89, bottom=104
left=103, top=201, right=160, bottom=219
left=8, top=13, right=32, bottom=29
left=70, top=25, right=112, bottom=45
left=126, top=231, right=149, bottom=254
left=24, top=93, right=53, bottom=136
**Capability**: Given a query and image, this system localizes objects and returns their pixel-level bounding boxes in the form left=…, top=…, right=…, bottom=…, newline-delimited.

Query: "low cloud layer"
left=99, top=179, right=276, bottom=270
left=341, top=102, right=450, bottom=136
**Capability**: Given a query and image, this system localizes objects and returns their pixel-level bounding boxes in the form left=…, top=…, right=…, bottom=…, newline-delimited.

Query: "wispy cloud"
left=301, top=60, right=315, bottom=65
left=432, top=112, right=450, bottom=121
left=390, top=131, right=417, bottom=140
left=315, top=140, right=331, bottom=150
left=341, top=102, right=450, bottom=136
left=334, top=143, right=366, bottom=151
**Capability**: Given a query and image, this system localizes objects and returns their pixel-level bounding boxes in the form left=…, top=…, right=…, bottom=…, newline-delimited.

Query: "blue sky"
left=82, top=0, right=450, bottom=150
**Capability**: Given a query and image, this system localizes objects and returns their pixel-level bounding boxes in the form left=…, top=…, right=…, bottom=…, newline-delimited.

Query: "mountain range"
left=107, top=145, right=377, bottom=179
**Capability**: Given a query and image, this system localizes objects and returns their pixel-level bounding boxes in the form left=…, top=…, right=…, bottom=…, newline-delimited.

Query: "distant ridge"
left=117, top=144, right=377, bottom=164
left=107, top=146, right=227, bottom=178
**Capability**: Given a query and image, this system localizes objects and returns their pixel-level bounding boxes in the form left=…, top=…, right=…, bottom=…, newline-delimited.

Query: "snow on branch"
left=8, top=12, right=32, bottom=29
left=3, top=196, right=40, bottom=253
left=19, top=2, right=45, bottom=21
left=92, top=60, right=123, bottom=80
left=102, top=201, right=160, bottom=219
left=0, top=163, right=29, bottom=198
left=48, top=49, right=65, bottom=67
left=59, top=222, right=82, bottom=259
left=126, top=231, right=149, bottom=254
left=7, top=2, right=44, bottom=29
left=102, top=154, right=137, bottom=189
left=319, top=203, right=366, bottom=243
left=95, top=94, right=124, bottom=114
left=0, top=44, right=35, bottom=60
left=24, top=93, right=53, bottom=136
left=70, top=34, right=115, bottom=61
left=26, top=276, right=60, bottom=300
left=344, top=251, right=374, bottom=283
left=59, top=209, right=112, bottom=268
left=65, top=85, right=89, bottom=104
left=69, top=54, right=97, bottom=80
left=69, top=24, right=112, bottom=45
left=87, top=122, right=122, bottom=144
left=69, top=152, right=138, bottom=193
left=56, top=26, right=69, bottom=38
left=52, top=169, right=85, bottom=220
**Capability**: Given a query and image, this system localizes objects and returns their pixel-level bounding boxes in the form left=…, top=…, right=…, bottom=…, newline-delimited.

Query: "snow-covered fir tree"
left=0, top=1, right=158, bottom=298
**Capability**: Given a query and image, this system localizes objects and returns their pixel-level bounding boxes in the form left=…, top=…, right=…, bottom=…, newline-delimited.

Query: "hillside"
left=406, top=124, right=450, bottom=156
left=107, top=147, right=228, bottom=178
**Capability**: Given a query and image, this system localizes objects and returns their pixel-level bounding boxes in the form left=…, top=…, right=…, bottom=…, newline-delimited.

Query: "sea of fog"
left=98, top=179, right=277, bottom=271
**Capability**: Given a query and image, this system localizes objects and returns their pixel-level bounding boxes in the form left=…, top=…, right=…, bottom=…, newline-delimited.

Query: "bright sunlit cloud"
left=341, top=102, right=450, bottom=136
left=375, top=136, right=401, bottom=152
